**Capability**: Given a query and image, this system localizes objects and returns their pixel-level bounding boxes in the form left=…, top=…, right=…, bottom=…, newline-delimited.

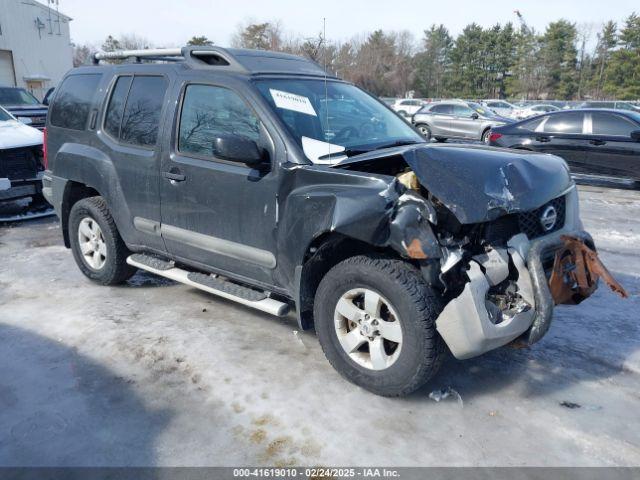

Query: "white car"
left=481, top=99, right=518, bottom=118
left=391, top=98, right=425, bottom=117
left=514, top=104, right=561, bottom=119
left=0, top=105, right=47, bottom=216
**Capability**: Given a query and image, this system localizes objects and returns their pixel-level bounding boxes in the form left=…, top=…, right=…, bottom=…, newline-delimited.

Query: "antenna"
left=323, top=17, right=331, bottom=164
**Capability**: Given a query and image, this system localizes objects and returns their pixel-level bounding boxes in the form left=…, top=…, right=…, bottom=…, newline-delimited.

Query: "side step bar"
left=126, top=254, right=290, bottom=317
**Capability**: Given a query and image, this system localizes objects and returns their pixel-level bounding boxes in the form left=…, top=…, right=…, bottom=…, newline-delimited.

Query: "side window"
left=517, top=117, right=545, bottom=131
left=120, top=76, right=168, bottom=146
left=453, top=104, right=474, bottom=117
left=50, top=74, right=101, bottom=130
left=104, top=76, right=132, bottom=139
left=591, top=113, right=637, bottom=136
left=430, top=104, right=453, bottom=114
left=178, top=84, right=261, bottom=158
left=543, top=113, right=584, bottom=134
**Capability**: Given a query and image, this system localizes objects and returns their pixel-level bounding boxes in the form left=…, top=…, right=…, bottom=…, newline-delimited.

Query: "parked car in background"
left=412, top=100, right=514, bottom=142
left=577, top=101, right=640, bottom=113
left=391, top=98, right=425, bottom=117
left=0, top=86, right=48, bottom=130
left=480, top=99, right=518, bottom=118
left=489, top=109, right=640, bottom=185
left=0, top=105, right=47, bottom=214
left=514, top=104, right=560, bottom=119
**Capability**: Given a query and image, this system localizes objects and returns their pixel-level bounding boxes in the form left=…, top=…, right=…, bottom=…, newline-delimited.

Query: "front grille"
left=518, top=195, right=566, bottom=239
left=0, top=148, right=38, bottom=180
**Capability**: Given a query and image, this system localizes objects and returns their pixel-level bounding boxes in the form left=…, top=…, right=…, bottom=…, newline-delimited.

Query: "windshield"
left=0, top=107, right=13, bottom=121
left=254, top=79, right=424, bottom=163
left=468, top=102, right=500, bottom=118
left=0, top=87, right=41, bottom=106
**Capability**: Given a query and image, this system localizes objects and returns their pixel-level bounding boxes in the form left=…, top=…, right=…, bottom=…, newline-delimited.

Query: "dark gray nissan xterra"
left=43, top=46, right=625, bottom=396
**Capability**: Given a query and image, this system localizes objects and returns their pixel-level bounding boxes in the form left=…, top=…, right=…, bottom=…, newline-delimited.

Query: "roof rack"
left=92, top=46, right=331, bottom=77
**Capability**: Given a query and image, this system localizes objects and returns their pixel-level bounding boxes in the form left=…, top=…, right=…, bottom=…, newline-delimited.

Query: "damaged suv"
left=43, top=47, right=626, bottom=396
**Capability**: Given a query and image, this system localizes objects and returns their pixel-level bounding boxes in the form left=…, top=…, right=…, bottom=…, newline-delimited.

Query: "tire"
left=481, top=129, right=491, bottom=144
left=416, top=124, right=432, bottom=140
left=314, top=254, right=446, bottom=396
left=69, top=196, right=136, bottom=285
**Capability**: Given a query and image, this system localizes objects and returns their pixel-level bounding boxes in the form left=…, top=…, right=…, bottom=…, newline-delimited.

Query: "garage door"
left=0, top=50, right=17, bottom=87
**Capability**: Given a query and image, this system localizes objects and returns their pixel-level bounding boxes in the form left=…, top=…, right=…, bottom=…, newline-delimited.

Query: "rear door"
left=426, top=104, right=454, bottom=135
left=159, top=80, right=280, bottom=285
left=583, top=111, right=640, bottom=181
left=531, top=112, right=590, bottom=167
left=99, top=73, right=170, bottom=252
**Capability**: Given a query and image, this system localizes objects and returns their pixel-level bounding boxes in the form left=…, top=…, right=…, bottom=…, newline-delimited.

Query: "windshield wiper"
left=369, top=140, right=424, bottom=151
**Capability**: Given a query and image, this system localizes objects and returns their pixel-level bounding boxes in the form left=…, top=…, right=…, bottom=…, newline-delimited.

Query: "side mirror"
left=470, top=112, right=479, bottom=120
left=630, top=130, right=640, bottom=142
left=212, top=135, right=263, bottom=165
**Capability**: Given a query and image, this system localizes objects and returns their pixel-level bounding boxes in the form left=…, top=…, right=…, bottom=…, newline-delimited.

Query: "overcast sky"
left=59, top=0, right=638, bottom=48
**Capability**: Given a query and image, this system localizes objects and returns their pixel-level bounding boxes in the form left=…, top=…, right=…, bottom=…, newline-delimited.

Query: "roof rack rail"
left=92, top=46, right=245, bottom=70
left=93, top=48, right=183, bottom=64
left=91, top=46, right=330, bottom=77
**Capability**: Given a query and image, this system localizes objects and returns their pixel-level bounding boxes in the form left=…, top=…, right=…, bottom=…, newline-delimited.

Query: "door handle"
left=162, top=171, right=186, bottom=182
left=535, top=135, right=551, bottom=143
left=589, top=139, right=606, bottom=146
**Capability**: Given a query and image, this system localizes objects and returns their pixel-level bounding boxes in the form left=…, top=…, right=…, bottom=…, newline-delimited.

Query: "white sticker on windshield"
left=270, top=89, right=317, bottom=116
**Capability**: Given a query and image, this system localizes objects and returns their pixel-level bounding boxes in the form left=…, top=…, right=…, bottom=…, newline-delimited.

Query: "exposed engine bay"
left=335, top=144, right=628, bottom=358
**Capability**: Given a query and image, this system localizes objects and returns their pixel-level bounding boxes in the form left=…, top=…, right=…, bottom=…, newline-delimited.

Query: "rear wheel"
left=481, top=129, right=491, bottom=144
left=314, top=254, right=445, bottom=396
left=69, top=196, right=136, bottom=285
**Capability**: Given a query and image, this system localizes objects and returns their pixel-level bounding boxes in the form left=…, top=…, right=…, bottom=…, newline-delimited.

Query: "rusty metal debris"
left=549, top=235, right=628, bottom=305
left=396, top=170, right=420, bottom=191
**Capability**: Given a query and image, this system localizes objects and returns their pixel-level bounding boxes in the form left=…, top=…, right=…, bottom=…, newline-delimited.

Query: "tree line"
left=72, top=12, right=640, bottom=101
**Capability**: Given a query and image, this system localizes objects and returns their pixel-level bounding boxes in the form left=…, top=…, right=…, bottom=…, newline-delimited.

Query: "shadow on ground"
left=0, top=324, right=171, bottom=466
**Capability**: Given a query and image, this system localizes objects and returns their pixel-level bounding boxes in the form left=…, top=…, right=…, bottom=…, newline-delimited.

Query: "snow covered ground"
left=0, top=185, right=638, bottom=467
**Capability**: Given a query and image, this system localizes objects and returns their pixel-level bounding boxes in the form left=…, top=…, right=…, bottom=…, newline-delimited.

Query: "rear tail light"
left=488, top=132, right=502, bottom=143
left=42, top=127, right=48, bottom=169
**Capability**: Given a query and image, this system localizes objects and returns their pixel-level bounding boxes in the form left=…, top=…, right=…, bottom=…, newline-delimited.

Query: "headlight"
left=17, top=117, right=33, bottom=125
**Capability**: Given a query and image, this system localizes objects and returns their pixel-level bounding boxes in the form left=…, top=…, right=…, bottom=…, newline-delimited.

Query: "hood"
left=338, top=143, right=572, bottom=224
left=0, top=120, right=43, bottom=149
left=3, top=105, right=48, bottom=114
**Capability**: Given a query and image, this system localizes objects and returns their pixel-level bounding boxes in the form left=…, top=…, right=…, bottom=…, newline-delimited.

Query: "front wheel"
left=314, top=255, right=446, bottom=396
left=69, top=196, right=136, bottom=285
left=416, top=124, right=432, bottom=140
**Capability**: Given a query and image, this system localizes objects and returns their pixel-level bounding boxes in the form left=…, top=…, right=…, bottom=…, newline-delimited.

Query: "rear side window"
left=104, top=76, right=132, bottom=139
left=591, top=112, right=638, bottom=136
left=178, top=84, right=260, bottom=157
left=430, top=104, right=453, bottom=114
left=104, top=75, right=167, bottom=147
left=50, top=74, right=101, bottom=130
left=517, top=117, right=545, bottom=131
left=543, top=113, right=584, bottom=134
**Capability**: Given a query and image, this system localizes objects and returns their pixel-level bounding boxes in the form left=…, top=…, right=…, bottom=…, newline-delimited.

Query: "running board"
left=126, top=254, right=290, bottom=317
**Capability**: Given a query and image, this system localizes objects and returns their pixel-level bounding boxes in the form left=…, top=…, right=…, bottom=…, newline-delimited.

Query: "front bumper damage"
left=436, top=230, right=628, bottom=360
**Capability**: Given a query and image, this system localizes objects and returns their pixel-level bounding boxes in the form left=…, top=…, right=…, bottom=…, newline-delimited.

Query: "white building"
left=0, top=0, right=73, bottom=101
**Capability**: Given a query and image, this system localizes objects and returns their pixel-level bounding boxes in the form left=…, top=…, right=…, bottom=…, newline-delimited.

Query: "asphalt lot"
left=0, top=185, right=639, bottom=467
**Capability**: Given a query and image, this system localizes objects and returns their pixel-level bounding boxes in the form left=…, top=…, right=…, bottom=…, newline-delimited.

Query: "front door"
left=583, top=111, right=640, bottom=181
left=159, top=82, right=280, bottom=286
left=450, top=104, right=481, bottom=139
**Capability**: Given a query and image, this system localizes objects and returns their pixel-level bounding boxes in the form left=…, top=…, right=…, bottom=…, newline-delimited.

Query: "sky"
left=58, top=0, right=639, bottom=48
